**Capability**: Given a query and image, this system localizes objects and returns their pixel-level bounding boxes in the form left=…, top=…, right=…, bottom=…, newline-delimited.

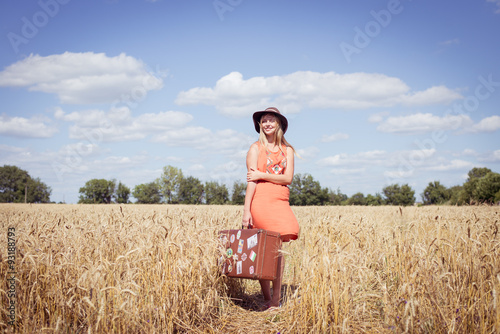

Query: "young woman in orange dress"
left=242, top=107, right=300, bottom=310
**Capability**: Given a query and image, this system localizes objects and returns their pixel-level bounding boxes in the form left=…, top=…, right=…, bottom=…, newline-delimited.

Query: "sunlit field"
left=1, top=204, right=499, bottom=333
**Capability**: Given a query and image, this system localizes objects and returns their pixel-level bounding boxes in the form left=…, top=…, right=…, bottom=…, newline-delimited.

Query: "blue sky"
left=1, top=0, right=499, bottom=204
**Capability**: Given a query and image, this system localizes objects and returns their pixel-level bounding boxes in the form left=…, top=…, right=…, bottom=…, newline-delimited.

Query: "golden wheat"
left=1, top=204, right=499, bottom=333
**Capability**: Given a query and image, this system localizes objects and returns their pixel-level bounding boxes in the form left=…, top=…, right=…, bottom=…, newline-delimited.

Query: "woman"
left=242, top=107, right=300, bottom=310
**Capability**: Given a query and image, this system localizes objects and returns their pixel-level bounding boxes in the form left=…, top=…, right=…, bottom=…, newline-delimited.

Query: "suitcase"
left=218, top=229, right=281, bottom=280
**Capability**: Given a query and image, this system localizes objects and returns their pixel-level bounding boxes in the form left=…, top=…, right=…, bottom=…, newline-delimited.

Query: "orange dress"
left=250, top=142, right=299, bottom=242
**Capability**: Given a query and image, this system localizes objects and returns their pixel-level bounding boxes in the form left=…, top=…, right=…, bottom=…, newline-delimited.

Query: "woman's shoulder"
left=250, top=141, right=260, bottom=148
left=248, top=141, right=260, bottom=154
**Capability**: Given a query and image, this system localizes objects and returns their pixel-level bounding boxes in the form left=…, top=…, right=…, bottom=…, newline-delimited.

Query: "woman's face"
left=260, top=114, right=278, bottom=136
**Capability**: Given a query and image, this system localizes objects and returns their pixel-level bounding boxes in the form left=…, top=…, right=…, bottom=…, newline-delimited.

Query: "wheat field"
left=1, top=204, right=499, bottom=333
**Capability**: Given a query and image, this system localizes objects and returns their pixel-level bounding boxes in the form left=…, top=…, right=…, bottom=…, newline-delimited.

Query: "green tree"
left=448, top=185, right=463, bottom=205
left=347, top=192, right=366, bottom=205
left=328, top=188, right=348, bottom=205
left=231, top=180, right=246, bottom=205
left=474, top=172, right=500, bottom=203
left=178, top=176, right=204, bottom=204
left=365, top=193, right=384, bottom=206
left=0, top=165, right=51, bottom=203
left=157, top=165, right=183, bottom=204
left=383, top=183, right=415, bottom=206
left=205, top=181, right=229, bottom=204
left=421, top=181, right=450, bottom=205
left=133, top=182, right=162, bottom=204
left=28, top=177, right=52, bottom=203
left=467, top=167, right=491, bottom=180
left=78, top=179, right=116, bottom=204
left=289, top=173, right=329, bottom=206
left=460, top=167, right=494, bottom=204
left=115, top=182, right=131, bottom=204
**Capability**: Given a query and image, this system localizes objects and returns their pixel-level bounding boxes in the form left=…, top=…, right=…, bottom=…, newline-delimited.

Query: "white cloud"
left=54, top=106, right=254, bottom=173
left=478, top=150, right=500, bottom=162
left=209, top=161, right=242, bottom=181
left=318, top=150, right=388, bottom=167
left=154, top=126, right=212, bottom=146
left=387, top=149, right=437, bottom=168
left=384, top=170, right=414, bottom=179
left=487, top=0, right=500, bottom=13
left=296, top=146, right=320, bottom=160
left=0, top=114, right=58, bottom=138
left=153, top=127, right=253, bottom=154
left=187, top=160, right=247, bottom=188
left=376, top=113, right=472, bottom=134
left=55, top=108, right=108, bottom=127
left=368, top=111, right=390, bottom=123
left=187, top=164, right=206, bottom=172
left=97, top=155, right=143, bottom=167
left=329, top=168, right=366, bottom=175
left=384, top=154, right=471, bottom=185
left=425, top=159, right=473, bottom=171
left=52, top=148, right=151, bottom=183
left=318, top=149, right=437, bottom=181
left=133, top=111, right=194, bottom=132
left=176, top=71, right=462, bottom=117
left=55, top=107, right=193, bottom=142
left=466, top=115, right=500, bottom=133
left=401, top=86, right=463, bottom=106
left=462, top=148, right=478, bottom=156
left=358, top=150, right=387, bottom=159
left=0, top=144, right=26, bottom=154
left=375, top=113, right=500, bottom=134
left=317, top=154, right=348, bottom=167
left=321, top=133, right=349, bottom=142
left=0, top=52, right=163, bottom=104
left=0, top=144, right=62, bottom=178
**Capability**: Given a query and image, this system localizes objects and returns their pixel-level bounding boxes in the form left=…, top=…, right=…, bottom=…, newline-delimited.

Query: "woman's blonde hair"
left=257, top=113, right=299, bottom=156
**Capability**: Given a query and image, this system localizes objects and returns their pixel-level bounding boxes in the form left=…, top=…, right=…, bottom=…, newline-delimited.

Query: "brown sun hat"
left=252, top=107, right=288, bottom=134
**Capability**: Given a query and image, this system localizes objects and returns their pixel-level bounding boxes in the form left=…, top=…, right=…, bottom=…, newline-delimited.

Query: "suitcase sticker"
left=218, top=229, right=281, bottom=280
left=247, top=234, right=258, bottom=249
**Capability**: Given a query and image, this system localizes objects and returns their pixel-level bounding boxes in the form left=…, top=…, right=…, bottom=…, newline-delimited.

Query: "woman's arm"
left=242, top=143, right=259, bottom=228
left=247, top=146, right=294, bottom=185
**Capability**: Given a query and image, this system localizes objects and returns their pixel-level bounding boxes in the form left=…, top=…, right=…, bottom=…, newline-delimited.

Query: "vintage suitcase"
left=218, top=229, right=281, bottom=280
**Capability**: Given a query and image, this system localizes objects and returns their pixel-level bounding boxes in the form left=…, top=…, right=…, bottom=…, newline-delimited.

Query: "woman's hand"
left=242, top=211, right=253, bottom=229
left=247, top=167, right=264, bottom=182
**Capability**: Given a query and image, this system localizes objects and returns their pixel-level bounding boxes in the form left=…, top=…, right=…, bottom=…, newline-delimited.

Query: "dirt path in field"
left=216, top=306, right=284, bottom=333
left=210, top=294, right=285, bottom=334
left=194, top=284, right=290, bottom=333
left=215, top=283, right=296, bottom=334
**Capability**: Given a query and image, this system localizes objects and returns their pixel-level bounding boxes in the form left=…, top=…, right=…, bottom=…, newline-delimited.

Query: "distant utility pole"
left=25, top=185, right=27, bottom=203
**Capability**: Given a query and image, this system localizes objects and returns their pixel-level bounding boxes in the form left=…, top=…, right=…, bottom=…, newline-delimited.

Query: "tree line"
left=77, top=166, right=500, bottom=206
left=77, top=166, right=241, bottom=205
left=1, top=165, right=499, bottom=205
